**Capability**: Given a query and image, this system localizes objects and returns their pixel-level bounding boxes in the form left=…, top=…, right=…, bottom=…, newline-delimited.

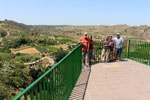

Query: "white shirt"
left=113, top=37, right=124, bottom=48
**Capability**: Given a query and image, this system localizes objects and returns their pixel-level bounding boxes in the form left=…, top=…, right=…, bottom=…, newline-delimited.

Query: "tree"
left=53, top=48, right=68, bottom=62
left=0, top=30, right=7, bottom=37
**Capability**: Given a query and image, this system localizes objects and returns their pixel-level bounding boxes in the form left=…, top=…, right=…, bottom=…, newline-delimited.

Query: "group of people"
left=78, top=32, right=124, bottom=67
left=101, top=33, right=124, bottom=63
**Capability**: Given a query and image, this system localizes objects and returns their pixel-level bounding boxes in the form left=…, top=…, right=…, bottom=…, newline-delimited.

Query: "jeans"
left=115, top=48, right=122, bottom=57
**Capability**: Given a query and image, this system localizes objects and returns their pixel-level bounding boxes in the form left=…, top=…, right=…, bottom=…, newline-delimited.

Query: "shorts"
left=115, top=48, right=122, bottom=57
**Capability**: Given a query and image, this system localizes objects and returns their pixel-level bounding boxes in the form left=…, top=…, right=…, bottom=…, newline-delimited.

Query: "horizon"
left=1, top=0, right=150, bottom=26
left=2, top=19, right=150, bottom=27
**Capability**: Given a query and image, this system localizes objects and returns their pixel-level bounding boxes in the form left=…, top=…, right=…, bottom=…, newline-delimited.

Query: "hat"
left=116, top=33, right=120, bottom=35
left=84, top=32, right=87, bottom=35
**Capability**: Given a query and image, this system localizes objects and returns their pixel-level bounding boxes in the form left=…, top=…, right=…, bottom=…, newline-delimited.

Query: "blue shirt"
left=113, top=37, right=124, bottom=48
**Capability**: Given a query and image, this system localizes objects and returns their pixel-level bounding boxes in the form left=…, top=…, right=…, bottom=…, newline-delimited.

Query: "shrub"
left=0, top=83, right=8, bottom=100
left=52, top=48, right=68, bottom=62
left=0, top=30, right=7, bottom=37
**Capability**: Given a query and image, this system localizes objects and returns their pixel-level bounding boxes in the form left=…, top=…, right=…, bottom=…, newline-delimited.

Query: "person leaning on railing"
left=78, top=32, right=90, bottom=67
left=113, top=33, right=124, bottom=62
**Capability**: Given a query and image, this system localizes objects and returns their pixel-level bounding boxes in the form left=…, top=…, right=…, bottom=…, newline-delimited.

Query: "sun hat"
left=116, top=33, right=120, bottom=35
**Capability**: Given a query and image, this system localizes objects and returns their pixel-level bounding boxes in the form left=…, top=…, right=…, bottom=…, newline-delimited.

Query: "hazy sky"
left=0, top=0, right=150, bottom=25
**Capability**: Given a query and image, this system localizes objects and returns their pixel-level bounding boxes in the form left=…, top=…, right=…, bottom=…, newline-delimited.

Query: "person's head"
left=109, top=36, right=113, bottom=40
left=105, top=34, right=109, bottom=40
left=116, top=33, right=120, bottom=39
left=89, top=35, right=92, bottom=40
left=84, top=32, right=88, bottom=38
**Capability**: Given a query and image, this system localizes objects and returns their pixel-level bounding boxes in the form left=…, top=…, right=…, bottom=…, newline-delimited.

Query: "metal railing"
left=13, top=39, right=150, bottom=100
left=94, top=41, right=103, bottom=62
left=127, top=40, right=150, bottom=65
left=13, top=44, right=82, bottom=100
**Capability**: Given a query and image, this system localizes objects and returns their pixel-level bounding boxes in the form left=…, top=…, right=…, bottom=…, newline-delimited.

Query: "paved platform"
left=84, top=59, right=150, bottom=100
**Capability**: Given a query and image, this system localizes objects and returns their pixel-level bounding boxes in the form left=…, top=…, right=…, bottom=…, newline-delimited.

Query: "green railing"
left=121, top=40, right=128, bottom=58
left=128, top=40, right=150, bottom=65
left=94, top=41, right=103, bottom=62
left=13, top=44, right=82, bottom=100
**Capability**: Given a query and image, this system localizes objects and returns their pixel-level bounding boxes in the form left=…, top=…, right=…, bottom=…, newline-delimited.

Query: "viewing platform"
left=70, top=59, right=150, bottom=100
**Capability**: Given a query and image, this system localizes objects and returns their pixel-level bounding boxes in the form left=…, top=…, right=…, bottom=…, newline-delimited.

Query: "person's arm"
left=87, top=40, right=90, bottom=51
left=109, top=42, right=111, bottom=46
left=119, top=38, right=124, bottom=45
left=112, top=38, right=115, bottom=43
left=78, top=37, right=84, bottom=43
left=104, top=44, right=111, bottom=46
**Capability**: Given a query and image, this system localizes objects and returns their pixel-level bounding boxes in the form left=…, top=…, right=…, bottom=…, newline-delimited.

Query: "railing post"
left=127, top=40, right=130, bottom=58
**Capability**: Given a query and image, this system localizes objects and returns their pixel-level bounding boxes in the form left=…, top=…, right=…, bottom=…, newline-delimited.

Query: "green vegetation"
left=58, top=38, right=76, bottom=44
left=1, top=20, right=150, bottom=99
left=43, top=46, right=58, bottom=52
left=14, top=53, right=40, bottom=63
left=128, top=40, right=150, bottom=64
left=53, top=48, right=69, bottom=62
left=37, top=39, right=57, bottom=45
left=0, top=29, right=7, bottom=37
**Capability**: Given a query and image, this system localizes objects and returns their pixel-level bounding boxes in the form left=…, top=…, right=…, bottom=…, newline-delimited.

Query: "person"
left=101, top=35, right=111, bottom=63
left=109, top=36, right=115, bottom=61
left=78, top=32, right=90, bottom=67
left=88, top=35, right=94, bottom=66
left=113, top=33, right=124, bottom=62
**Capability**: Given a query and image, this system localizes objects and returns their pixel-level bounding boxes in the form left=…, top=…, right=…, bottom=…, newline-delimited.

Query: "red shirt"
left=78, top=37, right=89, bottom=51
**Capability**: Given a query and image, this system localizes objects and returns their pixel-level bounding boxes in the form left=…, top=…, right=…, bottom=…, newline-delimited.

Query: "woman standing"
left=109, top=36, right=115, bottom=61
left=89, top=35, right=94, bottom=66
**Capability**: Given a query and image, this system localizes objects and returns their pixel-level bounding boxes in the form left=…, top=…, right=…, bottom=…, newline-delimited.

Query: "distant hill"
left=0, top=19, right=150, bottom=40
left=34, top=24, right=150, bottom=40
left=0, top=19, right=32, bottom=34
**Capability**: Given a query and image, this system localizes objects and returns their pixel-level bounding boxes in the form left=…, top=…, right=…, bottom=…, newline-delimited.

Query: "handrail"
left=127, top=40, right=150, bottom=65
left=13, top=43, right=82, bottom=100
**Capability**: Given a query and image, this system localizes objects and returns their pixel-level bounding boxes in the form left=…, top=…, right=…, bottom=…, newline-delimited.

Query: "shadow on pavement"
left=69, top=67, right=91, bottom=100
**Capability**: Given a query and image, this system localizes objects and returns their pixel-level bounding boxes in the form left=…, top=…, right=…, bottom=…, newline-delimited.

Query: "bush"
left=6, top=68, right=28, bottom=88
left=0, top=30, right=7, bottom=37
left=8, top=38, right=32, bottom=48
left=0, top=53, right=12, bottom=61
left=0, top=83, right=8, bottom=100
left=37, top=39, right=57, bottom=46
left=52, top=48, right=68, bottom=62
left=0, top=46, right=11, bottom=53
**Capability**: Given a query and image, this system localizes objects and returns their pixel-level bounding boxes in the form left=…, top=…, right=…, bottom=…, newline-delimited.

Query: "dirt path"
left=24, top=56, right=55, bottom=66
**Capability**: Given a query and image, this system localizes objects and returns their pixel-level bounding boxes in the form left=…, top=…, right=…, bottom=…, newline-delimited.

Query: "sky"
left=0, top=0, right=150, bottom=25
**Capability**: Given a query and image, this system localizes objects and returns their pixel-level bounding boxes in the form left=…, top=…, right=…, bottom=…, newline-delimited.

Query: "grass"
left=58, top=39, right=76, bottom=44
left=43, top=46, right=58, bottom=52
left=0, top=52, right=12, bottom=61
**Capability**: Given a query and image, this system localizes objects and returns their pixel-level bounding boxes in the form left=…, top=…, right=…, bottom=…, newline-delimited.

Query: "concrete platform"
left=84, top=59, right=150, bottom=100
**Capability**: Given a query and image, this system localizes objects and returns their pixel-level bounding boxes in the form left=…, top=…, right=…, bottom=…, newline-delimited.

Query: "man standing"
left=78, top=32, right=89, bottom=67
left=101, top=35, right=111, bottom=63
left=113, top=33, right=124, bottom=62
